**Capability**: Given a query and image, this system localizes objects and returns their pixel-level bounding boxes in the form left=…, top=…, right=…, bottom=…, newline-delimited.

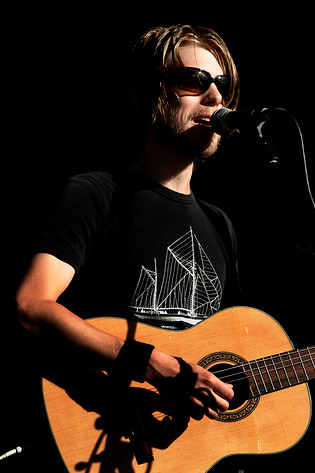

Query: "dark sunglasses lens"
left=215, top=75, right=230, bottom=98
left=173, top=68, right=230, bottom=98
left=177, top=70, right=208, bottom=93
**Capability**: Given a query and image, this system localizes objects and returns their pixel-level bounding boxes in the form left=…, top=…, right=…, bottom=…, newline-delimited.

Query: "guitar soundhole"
left=210, top=363, right=249, bottom=410
left=198, top=351, right=260, bottom=422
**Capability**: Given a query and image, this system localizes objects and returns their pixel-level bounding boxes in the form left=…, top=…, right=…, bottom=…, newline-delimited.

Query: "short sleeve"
left=35, top=172, right=115, bottom=272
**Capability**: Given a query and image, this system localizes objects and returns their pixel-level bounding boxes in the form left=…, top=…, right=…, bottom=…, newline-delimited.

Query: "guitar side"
left=42, top=307, right=312, bottom=473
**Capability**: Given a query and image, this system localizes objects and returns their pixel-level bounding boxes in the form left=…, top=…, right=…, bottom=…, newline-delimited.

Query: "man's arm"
left=16, top=253, right=125, bottom=366
left=16, top=253, right=233, bottom=419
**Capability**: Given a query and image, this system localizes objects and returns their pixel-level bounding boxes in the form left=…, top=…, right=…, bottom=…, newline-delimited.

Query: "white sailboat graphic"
left=129, top=228, right=222, bottom=326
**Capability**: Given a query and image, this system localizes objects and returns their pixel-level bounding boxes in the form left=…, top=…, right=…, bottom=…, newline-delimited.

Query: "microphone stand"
left=256, top=120, right=280, bottom=169
left=236, top=108, right=315, bottom=257
left=123, top=386, right=154, bottom=465
left=229, top=108, right=280, bottom=169
left=111, top=374, right=154, bottom=465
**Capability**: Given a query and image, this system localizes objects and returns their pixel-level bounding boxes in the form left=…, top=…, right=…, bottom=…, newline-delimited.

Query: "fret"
left=293, top=348, right=311, bottom=383
left=270, top=355, right=283, bottom=389
left=297, top=349, right=309, bottom=381
left=307, top=346, right=315, bottom=372
left=255, top=360, right=267, bottom=394
left=288, top=352, right=300, bottom=383
left=273, top=354, right=291, bottom=387
left=281, top=354, right=291, bottom=385
left=305, top=346, right=315, bottom=380
left=240, top=346, right=314, bottom=400
left=256, top=358, right=274, bottom=394
left=263, top=358, right=275, bottom=391
left=244, top=362, right=261, bottom=397
left=288, top=347, right=315, bottom=383
left=248, top=382, right=256, bottom=398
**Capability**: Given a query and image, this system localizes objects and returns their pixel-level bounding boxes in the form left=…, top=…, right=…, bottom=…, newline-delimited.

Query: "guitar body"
left=42, top=307, right=312, bottom=473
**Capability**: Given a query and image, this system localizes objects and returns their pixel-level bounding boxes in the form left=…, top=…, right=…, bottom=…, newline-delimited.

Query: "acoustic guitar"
left=42, top=307, right=314, bottom=473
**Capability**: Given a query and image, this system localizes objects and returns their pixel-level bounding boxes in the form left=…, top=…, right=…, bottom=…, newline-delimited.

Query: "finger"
left=213, top=382, right=234, bottom=401
left=187, top=395, right=206, bottom=420
left=205, top=406, right=219, bottom=420
left=211, top=392, right=230, bottom=411
left=189, top=393, right=221, bottom=420
left=193, top=385, right=231, bottom=411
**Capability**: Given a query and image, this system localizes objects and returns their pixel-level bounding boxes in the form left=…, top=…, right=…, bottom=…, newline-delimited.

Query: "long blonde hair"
left=131, top=24, right=240, bottom=125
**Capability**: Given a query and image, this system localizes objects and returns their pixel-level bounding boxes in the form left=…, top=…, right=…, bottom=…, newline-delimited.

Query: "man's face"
left=159, top=44, right=225, bottom=160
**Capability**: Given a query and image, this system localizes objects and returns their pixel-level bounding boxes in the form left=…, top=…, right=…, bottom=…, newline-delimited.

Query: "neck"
left=131, top=127, right=194, bottom=195
left=243, top=345, right=315, bottom=398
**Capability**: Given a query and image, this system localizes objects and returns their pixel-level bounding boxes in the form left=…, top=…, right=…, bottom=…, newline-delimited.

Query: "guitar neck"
left=242, top=345, right=315, bottom=398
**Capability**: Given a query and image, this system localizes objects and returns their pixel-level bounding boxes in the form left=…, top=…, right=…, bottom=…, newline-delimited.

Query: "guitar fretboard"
left=242, top=346, right=315, bottom=398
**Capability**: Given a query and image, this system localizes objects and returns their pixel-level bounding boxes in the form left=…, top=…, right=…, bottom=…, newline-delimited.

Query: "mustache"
left=187, top=109, right=212, bottom=121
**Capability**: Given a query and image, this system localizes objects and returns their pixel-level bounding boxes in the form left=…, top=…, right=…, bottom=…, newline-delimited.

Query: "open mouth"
left=193, top=117, right=211, bottom=127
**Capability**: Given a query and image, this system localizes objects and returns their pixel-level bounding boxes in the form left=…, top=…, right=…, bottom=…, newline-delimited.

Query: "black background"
left=3, top=3, right=314, bottom=472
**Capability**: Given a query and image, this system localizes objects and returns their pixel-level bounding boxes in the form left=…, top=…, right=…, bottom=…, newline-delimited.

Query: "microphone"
left=211, top=107, right=285, bottom=167
left=210, top=107, right=278, bottom=135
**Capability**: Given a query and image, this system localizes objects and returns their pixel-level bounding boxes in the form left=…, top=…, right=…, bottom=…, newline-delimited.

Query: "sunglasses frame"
left=169, top=67, right=230, bottom=99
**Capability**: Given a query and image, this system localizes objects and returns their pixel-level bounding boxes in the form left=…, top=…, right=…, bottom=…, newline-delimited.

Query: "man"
left=16, top=25, right=240, bottom=422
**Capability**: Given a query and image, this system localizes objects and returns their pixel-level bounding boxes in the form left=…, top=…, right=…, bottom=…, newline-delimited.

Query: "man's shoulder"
left=196, top=199, right=236, bottom=258
left=197, top=199, right=232, bottom=227
left=70, top=171, right=116, bottom=192
left=67, top=171, right=117, bottom=206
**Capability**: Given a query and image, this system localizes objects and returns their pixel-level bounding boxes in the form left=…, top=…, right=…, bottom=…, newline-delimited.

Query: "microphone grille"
left=210, top=107, right=231, bottom=134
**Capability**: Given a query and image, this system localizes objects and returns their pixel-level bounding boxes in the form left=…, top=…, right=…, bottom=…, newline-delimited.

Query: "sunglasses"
left=169, top=67, right=230, bottom=100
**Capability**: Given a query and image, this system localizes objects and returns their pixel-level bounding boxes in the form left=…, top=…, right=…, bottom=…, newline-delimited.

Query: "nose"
left=200, top=83, right=223, bottom=106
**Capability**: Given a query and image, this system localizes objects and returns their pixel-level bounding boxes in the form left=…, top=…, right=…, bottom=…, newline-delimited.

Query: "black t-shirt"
left=37, top=170, right=240, bottom=329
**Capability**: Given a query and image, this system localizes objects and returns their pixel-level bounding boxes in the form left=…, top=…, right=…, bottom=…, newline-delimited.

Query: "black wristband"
left=111, top=339, right=155, bottom=383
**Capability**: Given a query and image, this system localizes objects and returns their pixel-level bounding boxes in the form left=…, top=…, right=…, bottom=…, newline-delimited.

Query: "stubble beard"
left=156, top=108, right=221, bottom=161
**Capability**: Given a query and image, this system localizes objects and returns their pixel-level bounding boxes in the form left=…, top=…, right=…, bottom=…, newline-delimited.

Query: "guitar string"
left=143, top=348, right=315, bottom=396
left=204, top=347, right=315, bottom=383
left=139, top=348, right=315, bottom=417
left=123, top=348, right=315, bottom=419
left=141, top=348, right=315, bottom=396
left=215, top=350, right=311, bottom=384
left=213, top=354, right=315, bottom=388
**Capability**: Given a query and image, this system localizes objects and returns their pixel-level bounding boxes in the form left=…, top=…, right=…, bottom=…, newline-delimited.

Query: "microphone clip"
left=211, top=106, right=283, bottom=168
